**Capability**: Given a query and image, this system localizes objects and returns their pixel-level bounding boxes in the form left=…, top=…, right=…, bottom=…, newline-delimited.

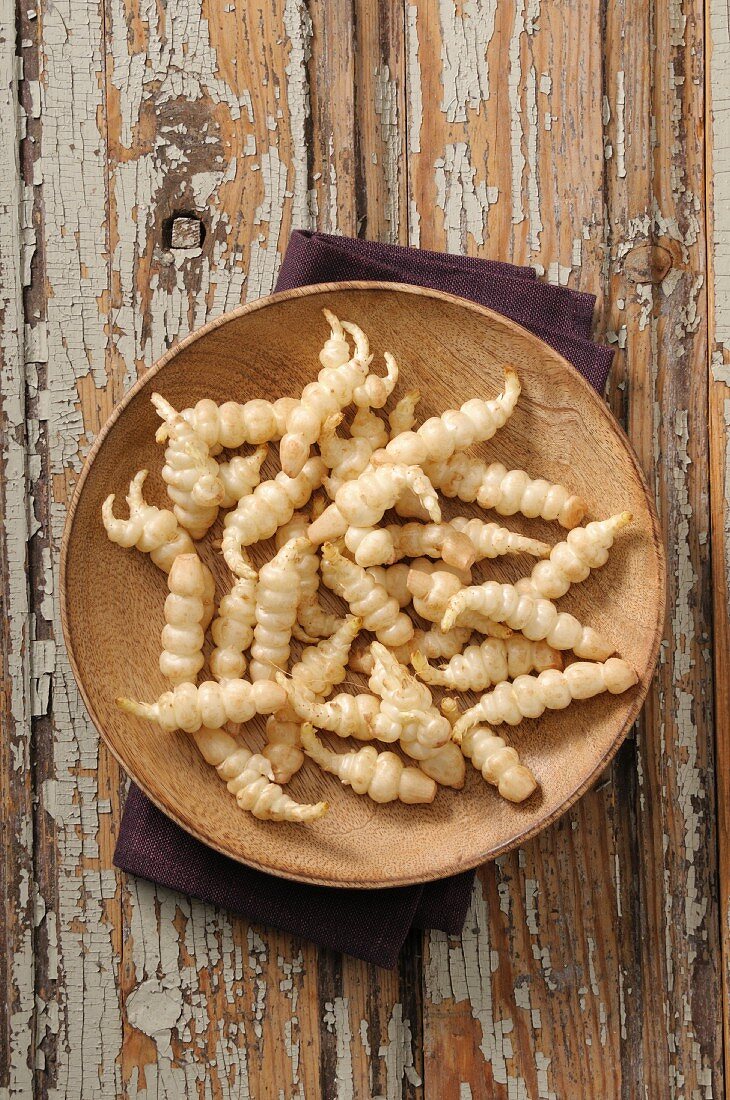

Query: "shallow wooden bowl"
left=61, top=282, right=665, bottom=888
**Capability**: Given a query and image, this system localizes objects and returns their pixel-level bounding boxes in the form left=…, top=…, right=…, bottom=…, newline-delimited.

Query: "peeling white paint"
left=435, top=142, right=493, bottom=251
left=438, top=0, right=497, bottom=123
left=0, top=19, right=35, bottom=1094
left=373, top=63, right=401, bottom=241
left=323, top=996, right=354, bottom=1098
left=615, top=70, right=626, bottom=179
left=379, top=1003, right=421, bottom=1097
left=525, top=65, right=542, bottom=251
left=283, top=0, right=316, bottom=231
left=508, top=0, right=526, bottom=226
left=406, top=5, right=422, bottom=154
left=711, top=0, right=730, bottom=344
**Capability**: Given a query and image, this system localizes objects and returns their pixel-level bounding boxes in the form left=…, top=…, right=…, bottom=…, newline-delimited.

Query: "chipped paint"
left=435, top=142, right=493, bottom=251
left=711, top=0, right=730, bottom=344
left=373, top=63, right=401, bottom=241
left=615, top=70, right=626, bottom=178
left=379, top=1003, right=421, bottom=1097
left=508, top=0, right=526, bottom=226
left=406, top=5, right=423, bottom=155
left=323, top=997, right=354, bottom=1098
left=525, top=65, right=542, bottom=251
left=438, top=0, right=497, bottom=123
left=283, top=0, right=316, bottom=230
left=0, top=15, right=35, bottom=1094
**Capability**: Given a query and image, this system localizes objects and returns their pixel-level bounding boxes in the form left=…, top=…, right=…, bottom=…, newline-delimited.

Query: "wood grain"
left=1, top=0, right=725, bottom=1094
left=708, top=0, right=730, bottom=1089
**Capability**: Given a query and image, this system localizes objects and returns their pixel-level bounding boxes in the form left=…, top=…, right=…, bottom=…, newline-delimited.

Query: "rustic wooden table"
left=2, top=0, right=728, bottom=1095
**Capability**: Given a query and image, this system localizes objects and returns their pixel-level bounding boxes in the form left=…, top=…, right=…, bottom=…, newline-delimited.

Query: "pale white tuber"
left=440, top=580, right=614, bottom=660
left=275, top=512, right=338, bottom=641
left=372, top=369, right=521, bottom=467
left=514, top=512, right=632, bottom=600
left=160, top=553, right=215, bottom=685
left=193, top=726, right=327, bottom=822
left=217, top=445, right=268, bottom=509
left=320, top=542, right=414, bottom=647
left=102, top=470, right=195, bottom=573
left=151, top=393, right=223, bottom=539
left=441, top=701, right=538, bottom=803
left=222, top=456, right=326, bottom=576
left=279, top=312, right=373, bottom=477
left=451, top=657, right=639, bottom=739
left=155, top=396, right=297, bottom=451
left=449, top=516, right=550, bottom=561
left=420, top=454, right=587, bottom=529
left=249, top=538, right=305, bottom=681
left=301, top=724, right=436, bottom=805
left=117, top=678, right=287, bottom=733
left=413, top=635, right=561, bottom=691
left=210, top=556, right=257, bottom=681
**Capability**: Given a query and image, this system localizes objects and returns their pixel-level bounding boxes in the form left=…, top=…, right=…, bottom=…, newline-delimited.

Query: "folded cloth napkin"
left=114, top=231, right=614, bottom=969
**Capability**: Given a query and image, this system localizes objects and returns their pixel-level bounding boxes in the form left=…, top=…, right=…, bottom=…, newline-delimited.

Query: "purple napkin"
left=114, top=232, right=614, bottom=969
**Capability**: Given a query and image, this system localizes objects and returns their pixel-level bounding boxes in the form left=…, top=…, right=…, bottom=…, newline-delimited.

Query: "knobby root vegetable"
left=348, top=624, right=472, bottom=676
left=441, top=701, right=538, bottom=803
left=249, top=538, right=305, bottom=681
left=353, top=350, right=399, bottom=409
left=514, top=512, right=632, bottom=600
left=451, top=658, right=639, bottom=739
left=275, top=512, right=338, bottom=641
left=308, top=463, right=441, bottom=552
left=155, top=396, right=297, bottom=450
left=368, top=642, right=452, bottom=750
left=440, top=579, right=614, bottom=660
left=117, top=678, right=287, bottom=733
left=413, top=635, right=562, bottom=692
left=365, top=563, right=412, bottom=608
left=279, top=673, right=381, bottom=741
left=279, top=312, right=373, bottom=476
left=217, top=445, right=268, bottom=508
left=417, top=454, right=587, bottom=529
left=151, top=393, right=223, bottom=539
left=381, top=522, right=477, bottom=571
left=291, top=615, right=362, bottom=697
left=262, top=615, right=363, bottom=782
left=406, top=565, right=512, bottom=638
left=388, top=390, right=420, bottom=438
left=320, top=543, right=414, bottom=647
left=210, top=556, right=257, bottom=681
left=449, top=516, right=550, bottom=561
left=160, top=553, right=215, bottom=685
left=102, top=469, right=195, bottom=573
left=193, top=726, right=327, bottom=822
left=319, top=406, right=389, bottom=498
left=319, top=412, right=378, bottom=497
left=301, top=724, right=436, bottom=805
left=372, top=368, right=521, bottom=467
left=262, top=709, right=304, bottom=785
left=222, top=456, right=326, bottom=576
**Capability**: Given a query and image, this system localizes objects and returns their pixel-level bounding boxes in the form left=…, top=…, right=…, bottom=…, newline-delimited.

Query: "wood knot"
left=622, top=243, right=673, bottom=284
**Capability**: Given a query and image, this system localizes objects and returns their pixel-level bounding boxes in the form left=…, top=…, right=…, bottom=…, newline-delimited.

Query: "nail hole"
left=162, top=211, right=205, bottom=250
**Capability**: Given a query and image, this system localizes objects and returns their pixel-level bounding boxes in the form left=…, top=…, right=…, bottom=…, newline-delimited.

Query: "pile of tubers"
left=104, top=309, right=638, bottom=823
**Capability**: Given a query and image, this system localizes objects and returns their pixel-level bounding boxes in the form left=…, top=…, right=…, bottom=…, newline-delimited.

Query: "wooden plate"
left=60, top=282, right=666, bottom=888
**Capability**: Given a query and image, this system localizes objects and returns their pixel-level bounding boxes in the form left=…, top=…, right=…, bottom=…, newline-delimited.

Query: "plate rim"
left=60, top=279, right=667, bottom=888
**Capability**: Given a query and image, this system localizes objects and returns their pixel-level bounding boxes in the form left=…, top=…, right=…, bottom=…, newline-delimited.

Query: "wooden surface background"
left=0, top=0, right=726, bottom=1096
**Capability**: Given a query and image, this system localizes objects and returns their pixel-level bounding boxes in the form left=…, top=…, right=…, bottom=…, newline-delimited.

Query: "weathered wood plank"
left=0, top=7, right=35, bottom=1094
left=708, top=0, right=730, bottom=1088
left=409, top=0, right=721, bottom=1095
left=102, top=0, right=420, bottom=1094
